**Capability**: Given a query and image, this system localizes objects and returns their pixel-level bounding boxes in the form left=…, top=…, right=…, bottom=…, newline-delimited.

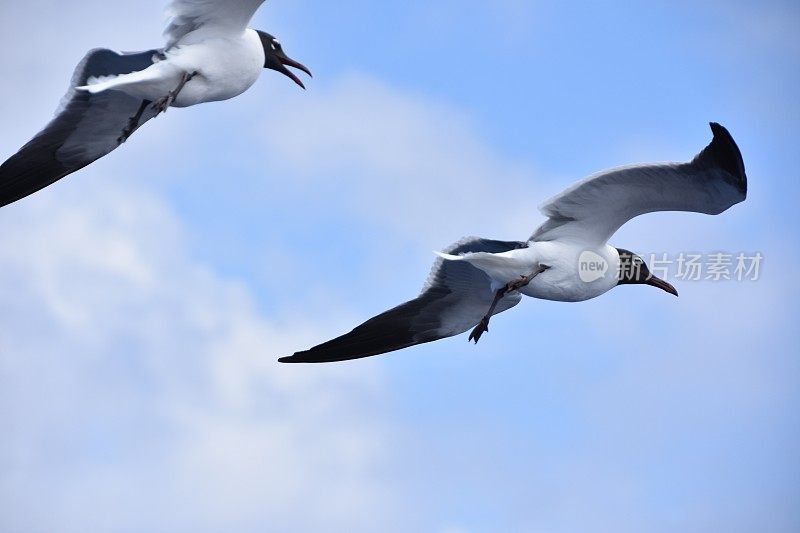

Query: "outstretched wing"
left=531, top=123, right=747, bottom=245
left=280, top=238, right=528, bottom=364
left=164, top=0, right=267, bottom=48
left=0, top=48, right=162, bottom=209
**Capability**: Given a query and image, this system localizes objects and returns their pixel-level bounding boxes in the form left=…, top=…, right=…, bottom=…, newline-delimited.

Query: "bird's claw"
left=468, top=265, right=550, bottom=344
left=469, top=318, right=490, bottom=344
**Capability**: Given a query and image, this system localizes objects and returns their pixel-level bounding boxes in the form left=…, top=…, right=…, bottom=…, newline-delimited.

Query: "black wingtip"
left=278, top=349, right=353, bottom=364
left=706, top=122, right=747, bottom=196
left=277, top=352, right=356, bottom=364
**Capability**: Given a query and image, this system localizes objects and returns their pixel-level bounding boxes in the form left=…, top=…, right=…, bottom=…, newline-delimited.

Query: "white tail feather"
left=77, top=75, right=123, bottom=94
left=440, top=250, right=538, bottom=287
left=76, top=66, right=172, bottom=98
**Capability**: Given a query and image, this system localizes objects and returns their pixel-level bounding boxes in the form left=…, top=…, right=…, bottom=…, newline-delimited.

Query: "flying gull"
left=0, top=0, right=310, bottom=209
left=281, top=123, right=747, bottom=363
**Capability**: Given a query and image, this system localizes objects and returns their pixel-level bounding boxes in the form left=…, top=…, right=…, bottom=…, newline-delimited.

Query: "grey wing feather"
left=280, top=238, right=528, bottom=363
left=164, top=0, right=267, bottom=48
left=0, top=48, right=162, bottom=208
left=531, top=123, right=747, bottom=245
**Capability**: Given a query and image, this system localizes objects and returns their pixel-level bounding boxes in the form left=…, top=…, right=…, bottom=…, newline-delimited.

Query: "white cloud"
left=0, top=183, right=396, bottom=533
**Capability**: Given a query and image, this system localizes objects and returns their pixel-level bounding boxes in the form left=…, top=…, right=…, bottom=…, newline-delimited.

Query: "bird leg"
left=151, top=71, right=198, bottom=115
left=117, top=99, right=151, bottom=145
left=469, top=265, right=550, bottom=344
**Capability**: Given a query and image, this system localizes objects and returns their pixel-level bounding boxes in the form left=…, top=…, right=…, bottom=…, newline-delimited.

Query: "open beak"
left=646, top=276, right=679, bottom=297
left=278, top=56, right=312, bottom=89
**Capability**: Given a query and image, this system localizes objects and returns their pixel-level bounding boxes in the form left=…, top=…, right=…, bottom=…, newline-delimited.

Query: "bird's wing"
left=280, top=238, right=528, bottom=364
left=0, top=48, right=162, bottom=208
left=164, top=0, right=267, bottom=47
left=531, top=123, right=747, bottom=245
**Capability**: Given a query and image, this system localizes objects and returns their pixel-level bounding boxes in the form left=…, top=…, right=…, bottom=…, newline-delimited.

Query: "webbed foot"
left=469, top=317, right=490, bottom=344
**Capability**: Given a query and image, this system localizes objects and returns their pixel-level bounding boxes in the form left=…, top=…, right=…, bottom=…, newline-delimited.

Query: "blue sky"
left=0, top=1, right=798, bottom=532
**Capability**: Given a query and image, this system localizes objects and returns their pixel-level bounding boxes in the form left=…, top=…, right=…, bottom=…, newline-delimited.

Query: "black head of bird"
left=257, top=31, right=312, bottom=89
left=615, top=248, right=679, bottom=296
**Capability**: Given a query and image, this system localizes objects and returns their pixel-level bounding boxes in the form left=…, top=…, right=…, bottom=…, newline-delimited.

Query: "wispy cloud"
left=0, top=183, right=396, bottom=532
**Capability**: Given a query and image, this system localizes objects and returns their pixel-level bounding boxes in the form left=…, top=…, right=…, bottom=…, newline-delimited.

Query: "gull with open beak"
left=0, top=0, right=311, bottom=209
left=281, top=123, right=747, bottom=363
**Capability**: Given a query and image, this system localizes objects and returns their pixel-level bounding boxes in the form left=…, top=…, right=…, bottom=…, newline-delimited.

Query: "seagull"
left=281, top=122, right=747, bottom=364
left=0, top=0, right=311, bottom=209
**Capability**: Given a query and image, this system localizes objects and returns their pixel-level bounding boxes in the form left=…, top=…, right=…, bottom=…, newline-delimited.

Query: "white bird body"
left=81, top=29, right=266, bottom=107
left=440, top=241, right=621, bottom=303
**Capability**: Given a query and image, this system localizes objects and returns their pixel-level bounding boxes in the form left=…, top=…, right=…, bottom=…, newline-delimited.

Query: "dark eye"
left=272, top=39, right=281, bottom=51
